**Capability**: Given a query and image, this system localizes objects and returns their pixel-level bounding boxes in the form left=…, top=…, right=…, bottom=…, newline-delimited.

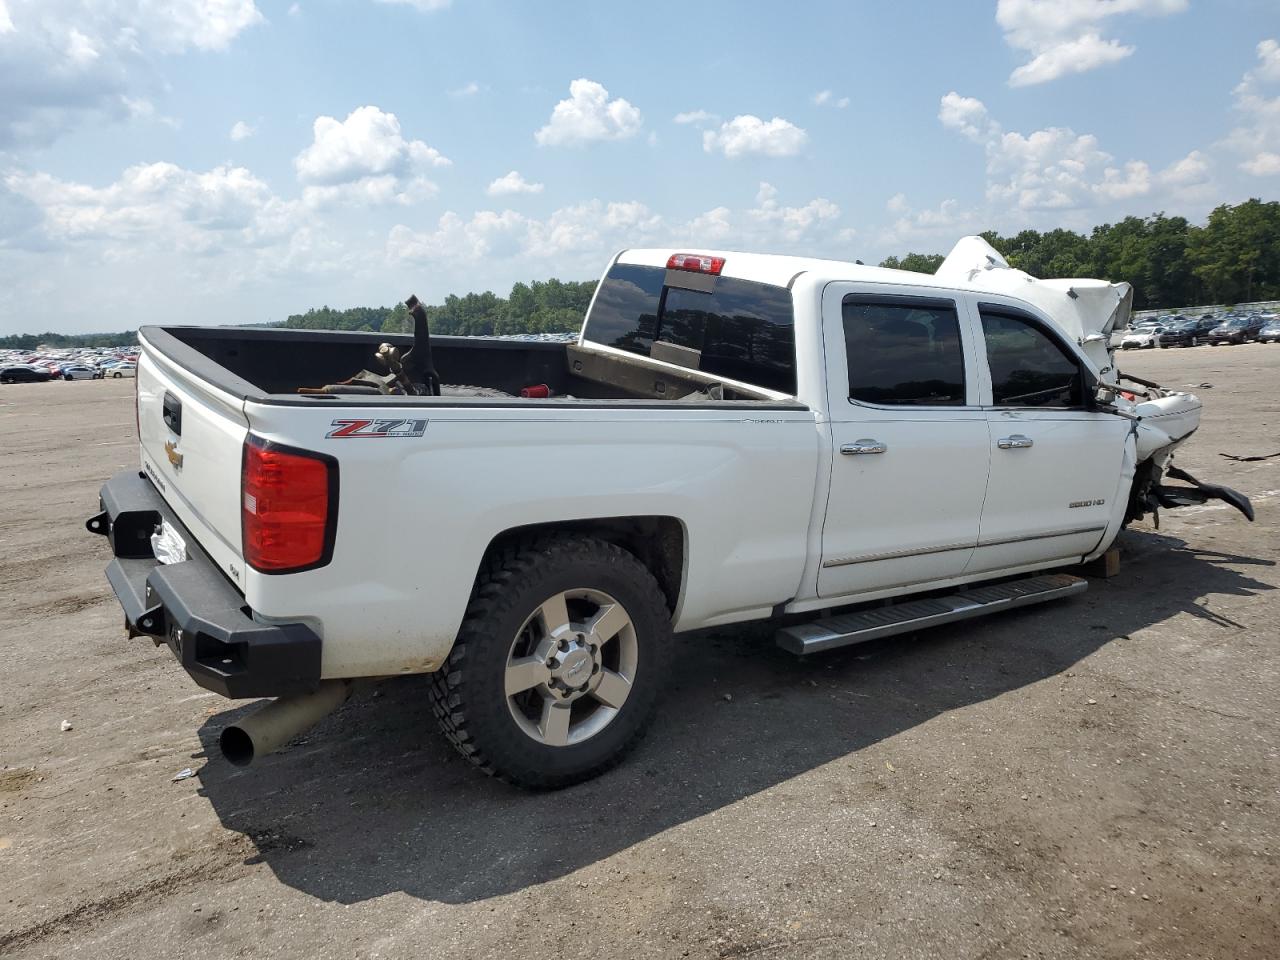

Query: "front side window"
left=584, top=263, right=797, bottom=394
left=980, top=310, right=1083, bottom=407
left=842, top=299, right=966, bottom=405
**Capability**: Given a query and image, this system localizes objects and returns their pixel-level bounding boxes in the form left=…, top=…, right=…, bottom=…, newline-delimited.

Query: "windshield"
left=1225, top=317, right=1250, bottom=327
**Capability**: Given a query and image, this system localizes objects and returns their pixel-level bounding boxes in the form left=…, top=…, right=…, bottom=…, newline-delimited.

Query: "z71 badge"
left=326, top=418, right=427, bottom=439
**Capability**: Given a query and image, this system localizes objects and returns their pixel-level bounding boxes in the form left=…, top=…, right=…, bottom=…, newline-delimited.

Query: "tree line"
left=0, top=331, right=137, bottom=349
left=284, top=278, right=598, bottom=337
left=880, top=199, right=1280, bottom=310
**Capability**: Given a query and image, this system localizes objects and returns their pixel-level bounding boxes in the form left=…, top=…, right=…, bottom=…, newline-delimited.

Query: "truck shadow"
left=194, top=527, right=1273, bottom=905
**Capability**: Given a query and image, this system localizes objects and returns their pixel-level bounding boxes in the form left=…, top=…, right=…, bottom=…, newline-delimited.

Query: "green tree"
left=878, top=252, right=945, bottom=273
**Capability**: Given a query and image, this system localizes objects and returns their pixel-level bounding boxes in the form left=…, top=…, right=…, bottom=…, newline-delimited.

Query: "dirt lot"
left=1, top=344, right=1277, bottom=960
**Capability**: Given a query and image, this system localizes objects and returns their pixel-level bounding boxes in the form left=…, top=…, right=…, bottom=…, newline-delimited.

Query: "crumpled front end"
left=1111, top=377, right=1254, bottom=526
left=936, top=235, right=1254, bottom=528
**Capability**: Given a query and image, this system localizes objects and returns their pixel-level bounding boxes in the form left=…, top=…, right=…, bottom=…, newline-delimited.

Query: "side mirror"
left=1092, top=383, right=1117, bottom=408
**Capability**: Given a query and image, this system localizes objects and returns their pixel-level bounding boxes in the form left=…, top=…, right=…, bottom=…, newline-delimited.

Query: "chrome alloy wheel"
left=504, top=588, right=638, bottom=747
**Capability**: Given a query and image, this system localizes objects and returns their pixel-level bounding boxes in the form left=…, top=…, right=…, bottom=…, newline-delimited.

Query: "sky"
left=0, top=0, right=1277, bottom=335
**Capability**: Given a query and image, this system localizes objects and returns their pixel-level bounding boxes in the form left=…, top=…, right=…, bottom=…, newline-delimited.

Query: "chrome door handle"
left=997, top=434, right=1034, bottom=450
left=841, top=439, right=887, bottom=456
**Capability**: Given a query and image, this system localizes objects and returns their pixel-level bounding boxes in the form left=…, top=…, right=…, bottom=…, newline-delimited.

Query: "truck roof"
left=618, top=247, right=934, bottom=291
left=616, top=237, right=1135, bottom=377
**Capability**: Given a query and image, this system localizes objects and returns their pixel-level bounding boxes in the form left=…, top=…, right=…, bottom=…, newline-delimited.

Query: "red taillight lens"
left=667, top=252, right=725, bottom=275
left=242, top=436, right=337, bottom=573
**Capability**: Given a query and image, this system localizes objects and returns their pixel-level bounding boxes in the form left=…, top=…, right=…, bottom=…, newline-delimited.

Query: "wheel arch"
left=481, top=516, right=687, bottom=618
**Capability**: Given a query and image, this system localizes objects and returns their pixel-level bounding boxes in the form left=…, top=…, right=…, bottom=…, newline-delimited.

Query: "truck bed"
left=149, top=326, right=786, bottom=405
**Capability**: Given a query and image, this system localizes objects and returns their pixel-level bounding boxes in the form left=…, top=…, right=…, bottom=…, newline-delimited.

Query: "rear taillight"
left=241, top=435, right=337, bottom=573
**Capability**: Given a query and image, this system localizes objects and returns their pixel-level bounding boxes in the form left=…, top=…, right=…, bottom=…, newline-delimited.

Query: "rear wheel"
left=430, top=535, right=673, bottom=789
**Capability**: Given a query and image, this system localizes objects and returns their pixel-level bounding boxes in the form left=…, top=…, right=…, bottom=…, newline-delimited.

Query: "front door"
left=966, top=305, right=1130, bottom=574
left=818, top=286, right=991, bottom=599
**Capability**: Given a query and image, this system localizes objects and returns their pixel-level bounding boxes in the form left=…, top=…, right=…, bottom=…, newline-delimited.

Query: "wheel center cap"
left=560, top=648, right=592, bottom=684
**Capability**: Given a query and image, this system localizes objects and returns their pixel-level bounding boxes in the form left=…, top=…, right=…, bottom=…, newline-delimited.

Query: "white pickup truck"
left=88, top=237, right=1253, bottom=788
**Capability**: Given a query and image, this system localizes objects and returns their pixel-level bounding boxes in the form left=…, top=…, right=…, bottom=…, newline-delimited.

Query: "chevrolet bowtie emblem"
left=164, top=440, right=183, bottom=469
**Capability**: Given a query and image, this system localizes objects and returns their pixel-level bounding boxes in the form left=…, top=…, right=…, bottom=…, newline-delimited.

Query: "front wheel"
left=112, top=371, right=122, bottom=377
left=430, top=535, right=673, bottom=788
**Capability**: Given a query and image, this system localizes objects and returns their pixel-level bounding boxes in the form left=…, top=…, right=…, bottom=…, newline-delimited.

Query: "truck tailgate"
left=137, top=339, right=249, bottom=588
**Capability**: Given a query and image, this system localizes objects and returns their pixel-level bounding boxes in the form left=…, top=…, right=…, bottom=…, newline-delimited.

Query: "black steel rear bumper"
left=88, top=470, right=321, bottom=699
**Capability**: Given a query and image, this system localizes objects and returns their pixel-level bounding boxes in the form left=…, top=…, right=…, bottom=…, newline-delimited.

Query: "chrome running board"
left=776, top=573, right=1088, bottom=655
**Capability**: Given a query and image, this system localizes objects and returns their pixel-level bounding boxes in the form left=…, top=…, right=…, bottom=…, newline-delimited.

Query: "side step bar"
left=776, top=573, right=1087, bottom=655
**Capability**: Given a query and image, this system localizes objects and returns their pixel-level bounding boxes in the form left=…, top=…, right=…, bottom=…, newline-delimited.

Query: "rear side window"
left=842, top=299, right=966, bottom=405
left=980, top=311, right=1083, bottom=407
left=585, top=263, right=797, bottom=394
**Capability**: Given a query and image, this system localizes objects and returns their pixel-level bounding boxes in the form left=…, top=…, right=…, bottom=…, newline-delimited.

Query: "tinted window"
left=842, top=299, right=966, bottom=405
left=981, top=311, right=1083, bottom=407
left=583, top=263, right=665, bottom=352
left=585, top=263, right=797, bottom=394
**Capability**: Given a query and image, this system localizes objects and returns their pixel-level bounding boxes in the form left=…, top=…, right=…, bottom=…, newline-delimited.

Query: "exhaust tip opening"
left=219, top=725, right=255, bottom=767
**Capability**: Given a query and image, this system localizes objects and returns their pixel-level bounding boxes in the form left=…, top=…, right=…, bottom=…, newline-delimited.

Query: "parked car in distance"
left=1256, top=316, right=1280, bottom=343
left=1206, top=314, right=1266, bottom=345
left=1159, top=315, right=1217, bottom=348
left=105, top=362, right=137, bottom=378
left=0, top=364, right=53, bottom=384
left=60, top=364, right=104, bottom=380
left=1121, top=324, right=1164, bottom=349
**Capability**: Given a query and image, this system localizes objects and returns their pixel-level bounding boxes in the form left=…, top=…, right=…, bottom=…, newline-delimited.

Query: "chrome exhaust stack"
left=219, top=680, right=351, bottom=767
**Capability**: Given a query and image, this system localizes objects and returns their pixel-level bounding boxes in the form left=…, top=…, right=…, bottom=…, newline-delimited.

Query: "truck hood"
left=935, top=236, right=1133, bottom=378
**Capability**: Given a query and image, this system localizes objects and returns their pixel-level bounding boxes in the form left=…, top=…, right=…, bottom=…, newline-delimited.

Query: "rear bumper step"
left=776, top=573, right=1087, bottom=655
left=89, top=470, right=322, bottom=699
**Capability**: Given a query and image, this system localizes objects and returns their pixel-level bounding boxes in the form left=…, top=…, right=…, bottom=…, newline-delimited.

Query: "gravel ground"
left=1, top=343, right=1277, bottom=960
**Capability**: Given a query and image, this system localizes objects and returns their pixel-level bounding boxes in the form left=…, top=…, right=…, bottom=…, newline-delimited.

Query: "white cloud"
left=996, top=0, right=1188, bottom=86
left=294, top=105, right=450, bottom=206
left=0, top=0, right=264, bottom=145
left=389, top=185, right=851, bottom=270
left=1243, top=153, right=1280, bottom=176
left=230, top=120, right=254, bottom=141
left=673, top=109, right=717, bottom=125
left=940, top=91, right=1213, bottom=215
left=748, top=181, right=839, bottom=241
left=938, top=92, right=997, bottom=143
left=878, top=197, right=982, bottom=249
left=449, top=81, right=480, bottom=97
left=702, top=115, right=807, bottom=158
left=288, top=2, right=301, bottom=15
left=4, top=162, right=294, bottom=255
left=1223, top=39, right=1280, bottom=178
left=487, top=170, right=544, bottom=196
left=375, top=0, right=453, bottom=10
left=535, top=79, right=643, bottom=146
left=813, top=90, right=849, bottom=108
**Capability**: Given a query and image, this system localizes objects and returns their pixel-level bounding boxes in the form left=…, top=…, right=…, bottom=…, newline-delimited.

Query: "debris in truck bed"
left=298, top=293, right=445, bottom=396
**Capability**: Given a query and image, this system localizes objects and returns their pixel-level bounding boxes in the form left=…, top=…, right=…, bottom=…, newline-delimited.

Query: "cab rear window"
left=583, top=262, right=797, bottom=394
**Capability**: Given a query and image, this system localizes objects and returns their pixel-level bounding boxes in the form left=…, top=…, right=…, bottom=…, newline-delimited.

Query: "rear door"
left=965, top=302, right=1129, bottom=575
left=817, top=284, right=990, bottom=599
